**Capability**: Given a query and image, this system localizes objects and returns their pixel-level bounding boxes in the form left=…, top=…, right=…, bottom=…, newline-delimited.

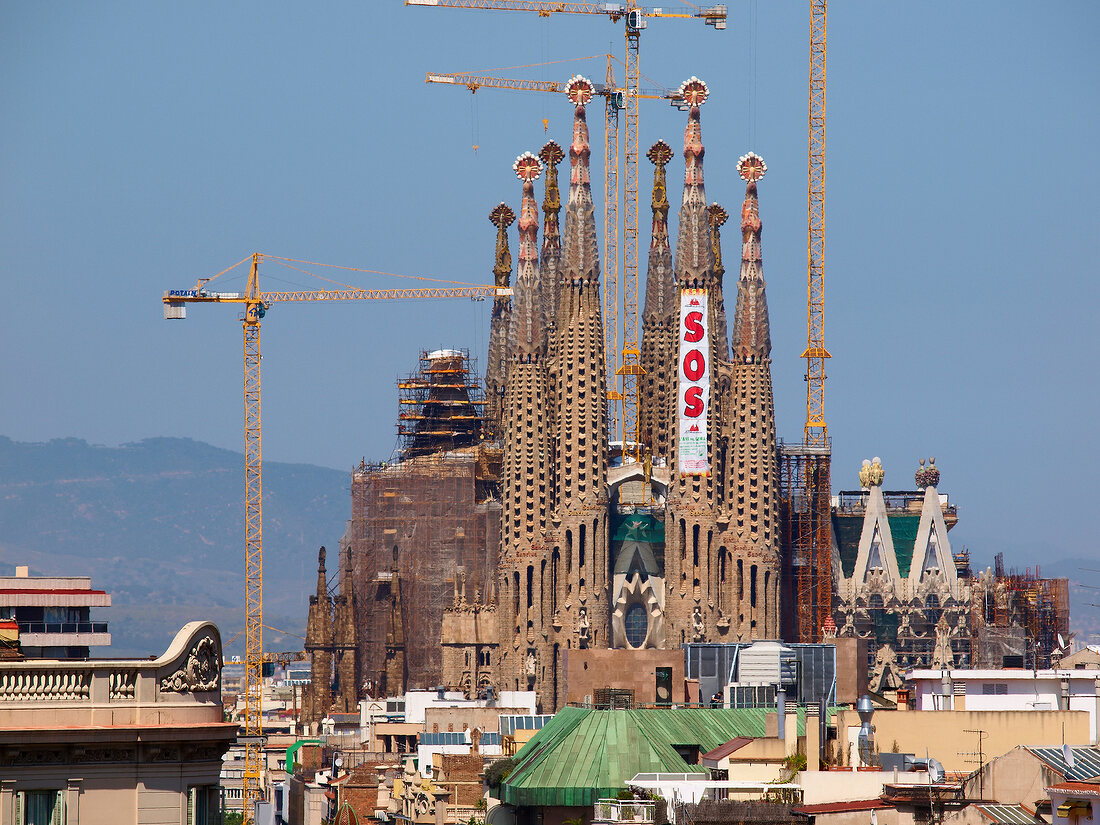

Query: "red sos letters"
left=678, top=289, right=709, bottom=476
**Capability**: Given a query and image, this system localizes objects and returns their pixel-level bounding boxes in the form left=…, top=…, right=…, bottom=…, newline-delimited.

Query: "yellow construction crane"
left=163, top=252, right=502, bottom=825
left=409, top=0, right=727, bottom=457
left=426, top=58, right=682, bottom=443
left=804, top=0, right=829, bottom=447
left=788, top=0, right=832, bottom=645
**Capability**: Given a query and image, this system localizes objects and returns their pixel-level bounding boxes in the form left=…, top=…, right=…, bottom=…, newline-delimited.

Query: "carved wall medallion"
left=160, top=635, right=220, bottom=693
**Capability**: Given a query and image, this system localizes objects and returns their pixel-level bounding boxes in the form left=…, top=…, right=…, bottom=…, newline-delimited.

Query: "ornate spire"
left=642, top=140, right=676, bottom=319
left=315, top=545, right=327, bottom=598
left=485, top=203, right=516, bottom=437
left=639, top=140, right=678, bottom=458
left=490, top=203, right=516, bottom=289
left=707, top=202, right=731, bottom=359
left=538, top=140, right=565, bottom=339
left=511, top=152, right=544, bottom=360
left=730, top=153, right=771, bottom=361
left=674, top=78, right=713, bottom=288
left=708, top=203, right=729, bottom=280
left=562, top=76, right=600, bottom=285
left=915, top=457, right=940, bottom=489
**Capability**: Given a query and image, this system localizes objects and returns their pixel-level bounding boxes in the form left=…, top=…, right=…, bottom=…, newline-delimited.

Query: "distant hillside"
left=0, top=436, right=349, bottom=657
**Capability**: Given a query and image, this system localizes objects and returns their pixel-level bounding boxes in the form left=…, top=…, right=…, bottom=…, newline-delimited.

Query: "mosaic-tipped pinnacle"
left=513, top=152, right=544, bottom=183
left=677, top=76, right=709, bottom=107
left=539, top=141, right=564, bottom=166
left=647, top=140, right=673, bottom=167
left=565, top=75, right=595, bottom=106
left=737, top=152, right=767, bottom=182
left=489, top=202, right=516, bottom=228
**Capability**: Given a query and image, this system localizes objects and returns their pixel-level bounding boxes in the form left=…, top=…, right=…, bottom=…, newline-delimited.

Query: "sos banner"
left=678, top=288, right=710, bottom=476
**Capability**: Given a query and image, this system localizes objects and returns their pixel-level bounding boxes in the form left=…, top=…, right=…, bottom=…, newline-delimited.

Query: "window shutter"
left=186, top=788, right=194, bottom=825
left=14, top=791, right=21, bottom=825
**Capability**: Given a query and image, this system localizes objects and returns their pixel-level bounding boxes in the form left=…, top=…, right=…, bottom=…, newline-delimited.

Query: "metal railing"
left=594, top=800, right=657, bottom=824
left=18, top=622, right=109, bottom=634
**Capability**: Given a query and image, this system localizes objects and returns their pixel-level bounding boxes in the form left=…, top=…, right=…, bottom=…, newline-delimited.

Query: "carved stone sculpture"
left=160, top=635, right=220, bottom=693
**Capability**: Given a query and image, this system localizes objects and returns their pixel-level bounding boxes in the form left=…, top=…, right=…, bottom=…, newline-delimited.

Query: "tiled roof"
left=701, top=737, right=755, bottom=763
left=793, top=799, right=891, bottom=815
left=1028, top=747, right=1100, bottom=782
left=975, top=803, right=1042, bottom=824
left=502, top=707, right=805, bottom=808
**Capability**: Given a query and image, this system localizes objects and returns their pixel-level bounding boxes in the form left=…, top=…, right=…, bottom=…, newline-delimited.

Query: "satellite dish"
left=1064, top=744, right=1076, bottom=769
left=1059, top=634, right=1067, bottom=650
left=486, top=805, right=516, bottom=825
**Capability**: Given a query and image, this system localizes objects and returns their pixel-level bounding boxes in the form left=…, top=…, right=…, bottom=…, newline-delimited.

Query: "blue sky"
left=1, top=2, right=1096, bottom=573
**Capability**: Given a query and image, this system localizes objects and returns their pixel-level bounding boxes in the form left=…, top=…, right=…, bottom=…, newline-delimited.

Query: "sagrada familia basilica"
left=433, top=75, right=784, bottom=707
left=300, top=75, right=1069, bottom=719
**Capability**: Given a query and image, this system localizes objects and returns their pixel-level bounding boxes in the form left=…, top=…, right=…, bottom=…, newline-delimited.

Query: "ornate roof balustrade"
left=0, top=620, right=225, bottom=729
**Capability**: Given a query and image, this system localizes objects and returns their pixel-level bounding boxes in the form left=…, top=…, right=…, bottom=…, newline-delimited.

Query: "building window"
left=624, top=603, right=647, bottom=648
left=187, top=786, right=219, bottom=825
left=982, top=683, right=1008, bottom=696
left=18, top=790, right=62, bottom=825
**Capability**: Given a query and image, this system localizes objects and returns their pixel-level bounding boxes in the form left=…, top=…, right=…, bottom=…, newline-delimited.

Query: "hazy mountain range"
left=1, top=435, right=1095, bottom=659
left=0, top=436, right=349, bottom=657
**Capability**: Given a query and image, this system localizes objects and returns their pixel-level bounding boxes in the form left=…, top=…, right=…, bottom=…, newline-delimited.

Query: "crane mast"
left=603, top=57, right=622, bottom=433
left=618, top=18, right=643, bottom=458
left=243, top=254, right=264, bottom=822
left=804, top=0, right=829, bottom=446
left=163, top=254, right=500, bottom=825
left=788, top=0, right=833, bottom=645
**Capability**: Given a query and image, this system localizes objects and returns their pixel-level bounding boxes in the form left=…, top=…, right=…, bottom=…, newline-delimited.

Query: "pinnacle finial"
left=647, top=140, right=673, bottom=168
left=708, top=202, right=729, bottom=276
left=737, top=152, right=767, bottom=182
left=566, top=77, right=594, bottom=189
left=489, top=203, right=515, bottom=290
left=677, top=77, right=709, bottom=108
left=565, top=75, right=595, bottom=107
left=539, top=141, right=565, bottom=167
left=513, top=151, right=543, bottom=183
left=731, top=152, right=771, bottom=361
left=512, top=151, right=543, bottom=359
left=674, top=80, right=711, bottom=287
left=538, top=140, right=564, bottom=339
left=649, top=140, right=672, bottom=232
left=489, top=203, right=516, bottom=229
left=562, top=74, right=600, bottom=286
left=539, top=141, right=565, bottom=223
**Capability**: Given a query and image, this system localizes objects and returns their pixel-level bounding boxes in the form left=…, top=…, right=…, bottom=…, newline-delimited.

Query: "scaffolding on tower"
left=397, top=349, right=486, bottom=458
left=779, top=441, right=832, bottom=642
left=350, top=348, right=501, bottom=697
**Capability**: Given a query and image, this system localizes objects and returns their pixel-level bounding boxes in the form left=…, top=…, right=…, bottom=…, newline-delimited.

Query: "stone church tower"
left=638, top=140, right=677, bottom=461
left=722, top=152, right=782, bottom=637
left=497, top=150, right=552, bottom=696
left=302, top=545, right=359, bottom=724
left=663, top=78, right=727, bottom=645
left=550, top=76, right=610, bottom=663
